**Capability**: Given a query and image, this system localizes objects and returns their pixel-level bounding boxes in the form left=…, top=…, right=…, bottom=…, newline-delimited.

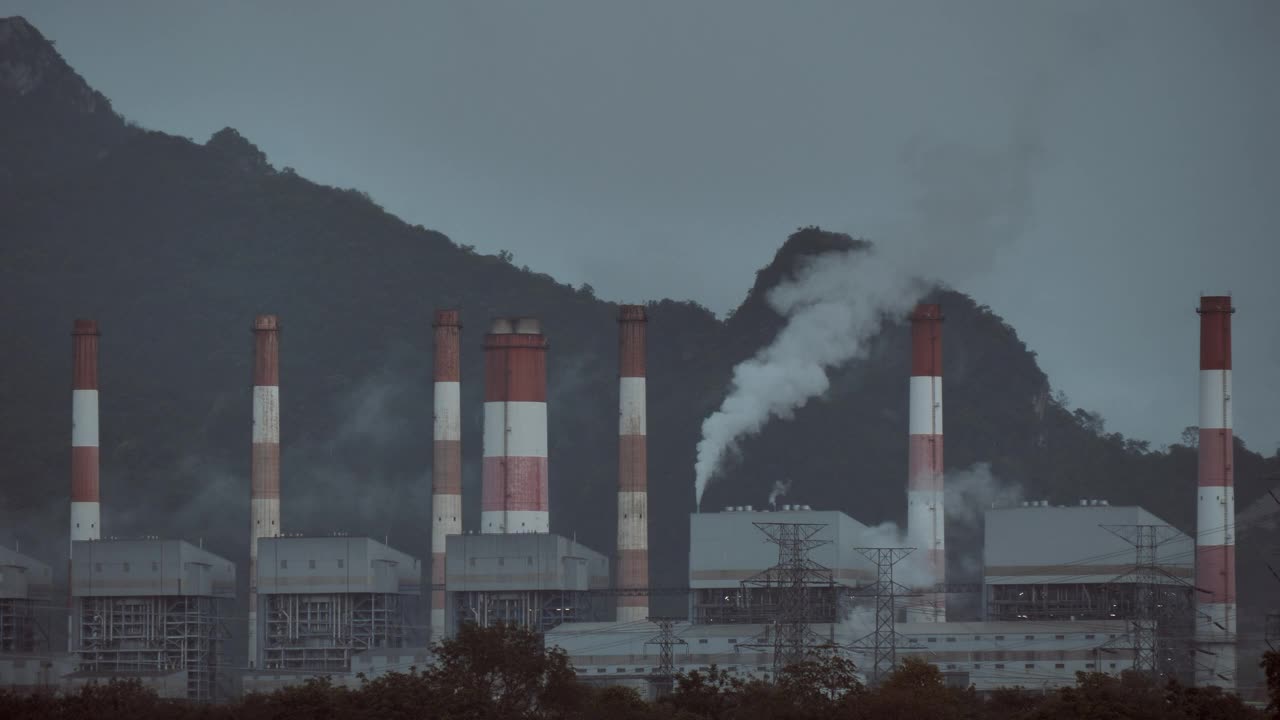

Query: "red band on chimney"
left=1198, top=296, right=1233, bottom=371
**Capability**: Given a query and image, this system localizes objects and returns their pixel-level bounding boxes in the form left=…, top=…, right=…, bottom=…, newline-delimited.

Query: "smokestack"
left=249, top=314, right=282, bottom=668
left=906, top=303, right=945, bottom=622
left=431, top=310, right=462, bottom=640
left=616, top=305, right=649, bottom=622
left=481, top=317, right=549, bottom=534
left=1195, top=295, right=1236, bottom=688
left=70, top=320, right=101, bottom=545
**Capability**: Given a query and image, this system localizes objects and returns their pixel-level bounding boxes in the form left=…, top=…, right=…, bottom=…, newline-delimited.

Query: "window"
left=974, top=635, right=983, bottom=640
left=973, top=664, right=982, bottom=670
left=615, top=668, right=625, bottom=673
left=94, top=563, right=102, bottom=573
left=152, top=561, right=158, bottom=572
left=946, top=664, right=957, bottom=670
left=1085, top=634, right=1096, bottom=640
left=1109, top=634, right=1117, bottom=639
left=337, top=559, right=344, bottom=569
left=1055, top=663, right=1065, bottom=669
left=1054, top=635, right=1065, bottom=640
left=757, top=665, right=767, bottom=671
left=994, top=635, right=1005, bottom=641
left=596, top=668, right=606, bottom=674
left=1024, top=635, right=1035, bottom=640
left=1109, top=663, right=1117, bottom=669
left=698, top=639, right=708, bottom=644
left=1025, top=664, right=1035, bottom=669
left=122, top=562, right=130, bottom=572
left=498, top=557, right=505, bottom=566
left=727, top=638, right=738, bottom=644
left=945, top=637, right=956, bottom=643
left=927, top=637, right=937, bottom=643
left=309, top=559, right=316, bottom=570
left=527, top=556, right=533, bottom=566
left=995, top=664, right=1005, bottom=669
left=1086, top=663, right=1095, bottom=669
left=469, top=558, right=476, bottom=567
left=633, top=668, right=644, bottom=673
left=281, top=560, right=287, bottom=569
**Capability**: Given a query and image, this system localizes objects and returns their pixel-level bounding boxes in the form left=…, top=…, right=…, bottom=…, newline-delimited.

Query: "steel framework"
left=1101, top=523, right=1193, bottom=681
left=737, top=522, right=835, bottom=674
left=850, top=547, right=915, bottom=686
left=452, top=590, right=596, bottom=633
left=263, top=593, right=408, bottom=671
left=0, top=598, right=39, bottom=652
left=76, top=595, right=227, bottom=702
left=645, top=617, right=687, bottom=697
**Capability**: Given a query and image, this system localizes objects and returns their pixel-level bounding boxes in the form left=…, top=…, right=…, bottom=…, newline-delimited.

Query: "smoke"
left=693, top=115, right=1045, bottom=507
left=766, top=478, right=793, bottom=509
left=944, top=462, right=1022, bottom=527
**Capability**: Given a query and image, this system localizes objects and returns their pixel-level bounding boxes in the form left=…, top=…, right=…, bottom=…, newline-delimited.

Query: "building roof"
left=257, top=536, right=421, bottom=595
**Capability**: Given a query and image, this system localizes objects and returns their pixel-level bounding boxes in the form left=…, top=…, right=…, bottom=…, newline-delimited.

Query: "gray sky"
left=8, top=1, right=1279, bottom=451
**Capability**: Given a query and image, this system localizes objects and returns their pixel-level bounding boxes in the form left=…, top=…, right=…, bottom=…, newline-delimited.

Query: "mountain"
left=1, top=16, right=1276, bottom=660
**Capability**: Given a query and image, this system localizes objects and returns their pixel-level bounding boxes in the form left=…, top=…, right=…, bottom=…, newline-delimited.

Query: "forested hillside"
left=1, top=15, right=1275, bottom=664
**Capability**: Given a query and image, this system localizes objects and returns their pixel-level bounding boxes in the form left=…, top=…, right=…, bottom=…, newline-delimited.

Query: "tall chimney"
left=1195, top=295, right=1236, bottom=688
left=906, top=303, right=945, bottom=622
left=430, top=310, right=462, bottom=639
left=70, top=319, right=101, bottom=545
left=616, top=306, right=649, bottom=622
left=481, top=317, right=549, bottom=534
left=70, top=319, right=100, bottom=651
left=249, top=314, right=282, bottom=668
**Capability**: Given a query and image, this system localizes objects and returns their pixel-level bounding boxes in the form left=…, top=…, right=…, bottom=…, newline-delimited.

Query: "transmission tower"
left=737, top=522, right=835, bottom=674
left=645, top=617, right=687, bottom=697
left=1101, top=523, right=1183, bottom=677
left=850, top=547, right=915, bottom=686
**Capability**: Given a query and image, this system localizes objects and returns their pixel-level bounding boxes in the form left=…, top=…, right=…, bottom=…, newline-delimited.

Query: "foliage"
left=0, top=643, right=1269, bottom=719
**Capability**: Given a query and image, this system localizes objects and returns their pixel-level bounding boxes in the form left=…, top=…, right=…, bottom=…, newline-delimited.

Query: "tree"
left=427, top=622, right=583, bottom=719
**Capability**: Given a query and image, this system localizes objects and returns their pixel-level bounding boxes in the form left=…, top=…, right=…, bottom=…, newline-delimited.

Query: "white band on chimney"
left=433, top=381, right=461, bottom=442
left=72, top=390, right=99, bottom=447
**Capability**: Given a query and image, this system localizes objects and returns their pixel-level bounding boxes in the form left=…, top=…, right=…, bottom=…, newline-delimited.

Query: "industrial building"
left=445, top=532, right=610, bottom=632
left=689, top=507, right=874, bottom=624
left=549, top=619, right=1135, bottom=694
left=68, top=539, right=235, bottom=702
left=983, top=502, right=1194, bottom=622
left=241, top=535, right=425, bottom=692
left=0, top=546, right=51, bottom=654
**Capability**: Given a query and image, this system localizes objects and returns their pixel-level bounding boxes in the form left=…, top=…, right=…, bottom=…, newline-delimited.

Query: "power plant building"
left=983, top=502, right=1194, bottom=622
left=689, top=507, right=875, bottom=624
left=445, top=533, right=610, bottom=632
left=68, top=539, right=235, bottom=702
left=250, top=536, right=421, bottom=676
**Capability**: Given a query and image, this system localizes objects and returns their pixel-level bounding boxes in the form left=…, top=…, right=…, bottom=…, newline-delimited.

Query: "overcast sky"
left=8, top=1, right=1279, bottom=451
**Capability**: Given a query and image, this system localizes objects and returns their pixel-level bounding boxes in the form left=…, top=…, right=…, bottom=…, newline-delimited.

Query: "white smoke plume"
left=693, top=119, right=1044, bottom=508
left=694, top=250, right=927, bottom=507
left=766, top=477, right=793, bottom=509
left=944, top=462, right=1022, bottom=527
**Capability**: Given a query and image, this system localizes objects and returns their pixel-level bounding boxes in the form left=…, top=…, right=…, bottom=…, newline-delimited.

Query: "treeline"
left=2, top=625, right=1276, bottom=719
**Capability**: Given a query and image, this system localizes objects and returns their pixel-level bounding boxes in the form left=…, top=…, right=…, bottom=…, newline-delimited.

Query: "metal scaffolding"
left=737, top=522, right=836, bottom=674
left=76, top=595, right=227, bottom=703
left=263, top=593, right=408, bottom=671
left=452, top=589, right=596, bottom=633
left=0, top=598, right=40, bottom=653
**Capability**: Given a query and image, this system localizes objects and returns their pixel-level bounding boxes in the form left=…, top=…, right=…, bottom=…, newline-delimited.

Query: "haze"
left=9, top=0, right=1278, bottom=450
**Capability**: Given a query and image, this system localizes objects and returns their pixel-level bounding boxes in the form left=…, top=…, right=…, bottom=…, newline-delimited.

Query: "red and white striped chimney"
left=249, top=314, right=281, bottom=668
left=1195, top=295, right=1236, bottom=688
left=70, top=319, right=101, bottom=545
left=906, top=303, right=945, bottom=622
left=481, top=317, right=549, bottom=534
left=431, top=310, right=462, bottom=639
left=617, top=305, right=649, bottom=622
